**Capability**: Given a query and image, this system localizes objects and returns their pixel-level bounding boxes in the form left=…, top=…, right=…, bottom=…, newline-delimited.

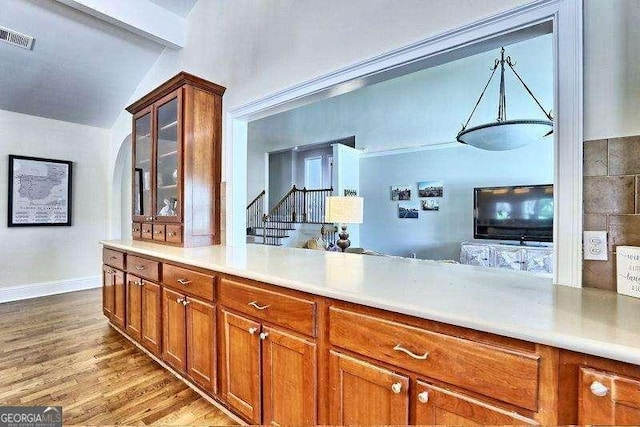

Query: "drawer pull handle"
left=176, top=278, right=191, bottom=285
left=393, top=344, right=429, bottom=360
left=109, top=256, right=117, bottom=261
left=168, top=232, right=177, bottom=237
left=418, top=391, right=429, bottom=403
left=590, top=381, right=609, bottom=397
left=259, top=332, right=269, bottom=340
left=248, top=301, right=270, bottom=310
left=248, top=327, right=258, bottom=335
left=135, top=265, right=145, bottom=271
left=176, top=298, right=184, bottom=304
left=391, top=382, right=402, bottom=394
left=155, top=230, right=163, bottom=235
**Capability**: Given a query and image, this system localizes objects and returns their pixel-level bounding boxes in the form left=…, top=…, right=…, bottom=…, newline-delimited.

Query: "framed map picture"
left=8, top=155, right=73, bottom=227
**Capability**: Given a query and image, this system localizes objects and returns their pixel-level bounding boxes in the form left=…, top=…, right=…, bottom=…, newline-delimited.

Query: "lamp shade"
left=325, top=196, right=363, bottom=224
left=456, top=119, right=553, bottom=151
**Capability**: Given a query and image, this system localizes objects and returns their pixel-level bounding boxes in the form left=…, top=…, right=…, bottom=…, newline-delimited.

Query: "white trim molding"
left=0, top=276, right=101, bottom=304
left=226, top=0, right=583, bottom=287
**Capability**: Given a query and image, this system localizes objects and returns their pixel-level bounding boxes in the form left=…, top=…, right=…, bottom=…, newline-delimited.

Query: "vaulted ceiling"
left=0, top=0, right=197, bottom=128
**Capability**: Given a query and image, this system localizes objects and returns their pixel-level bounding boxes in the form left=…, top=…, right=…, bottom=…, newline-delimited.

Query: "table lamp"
left=325, top=196, right=364, bottom=252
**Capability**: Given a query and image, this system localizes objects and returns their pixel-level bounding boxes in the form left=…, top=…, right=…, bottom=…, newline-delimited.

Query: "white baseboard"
left=0, top=276, right=101, bottom=303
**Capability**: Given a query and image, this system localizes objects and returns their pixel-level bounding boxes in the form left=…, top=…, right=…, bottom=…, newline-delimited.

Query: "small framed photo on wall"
left=8, top=155, right=73, bottom=227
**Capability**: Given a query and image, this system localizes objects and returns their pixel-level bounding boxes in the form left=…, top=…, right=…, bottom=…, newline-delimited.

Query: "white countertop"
left=102, top=239, right=640, bottom=365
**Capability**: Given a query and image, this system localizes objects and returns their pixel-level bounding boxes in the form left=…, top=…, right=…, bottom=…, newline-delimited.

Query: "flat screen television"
left=474, top=184, right=554, bottom=242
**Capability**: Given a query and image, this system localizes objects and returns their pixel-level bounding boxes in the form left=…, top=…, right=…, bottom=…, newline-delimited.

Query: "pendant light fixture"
left=456, top=47, right=553, bottom=151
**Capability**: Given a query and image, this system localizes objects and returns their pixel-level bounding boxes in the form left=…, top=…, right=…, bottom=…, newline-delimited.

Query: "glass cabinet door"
left=133, top=112, right=152, bottom=221
left=155, top=95, right=180, bottom=221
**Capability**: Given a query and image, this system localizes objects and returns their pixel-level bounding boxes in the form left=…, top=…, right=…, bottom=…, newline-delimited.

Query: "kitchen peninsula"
left=101, top=239, right=640, bottom=426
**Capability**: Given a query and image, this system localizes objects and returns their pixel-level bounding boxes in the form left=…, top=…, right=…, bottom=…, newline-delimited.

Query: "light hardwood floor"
left=0, top=288, right=237, bottom=426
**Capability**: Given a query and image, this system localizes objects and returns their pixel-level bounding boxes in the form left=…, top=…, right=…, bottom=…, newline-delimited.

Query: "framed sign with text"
left=616, top=246, right=640, bottom=299
left=8, top=155, right=73, bottom=227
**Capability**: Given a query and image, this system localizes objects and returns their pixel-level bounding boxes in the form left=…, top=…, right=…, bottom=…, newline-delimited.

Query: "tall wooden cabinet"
left=126, top=72, right=226, bottom=247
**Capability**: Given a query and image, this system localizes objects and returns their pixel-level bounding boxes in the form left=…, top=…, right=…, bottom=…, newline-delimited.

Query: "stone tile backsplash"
left=583, top=135, right=640, bottom=290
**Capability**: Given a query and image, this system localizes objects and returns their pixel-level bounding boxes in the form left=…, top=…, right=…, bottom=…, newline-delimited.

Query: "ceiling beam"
left=54, top=0, right=185, bottom=49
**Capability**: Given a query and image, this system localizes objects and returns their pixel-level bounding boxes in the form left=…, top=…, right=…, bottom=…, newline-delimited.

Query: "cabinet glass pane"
left=134, top=113, right=152, bottom=217
left=156, top=98, right=179, bottom=217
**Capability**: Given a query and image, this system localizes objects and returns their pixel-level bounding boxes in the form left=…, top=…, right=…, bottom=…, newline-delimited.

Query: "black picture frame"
left=8, top=155, right=73, bottom=227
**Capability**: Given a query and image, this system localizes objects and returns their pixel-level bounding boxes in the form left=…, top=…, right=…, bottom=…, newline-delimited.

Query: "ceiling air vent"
left=0, top=26, right=34, bottom=50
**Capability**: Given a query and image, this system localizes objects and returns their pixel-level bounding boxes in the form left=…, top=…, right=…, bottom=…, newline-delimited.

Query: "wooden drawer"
left=329, top=307, right=540, bottom=411
left=166, top=224, right=182, bottom=244
left=103, top=248, right=125, bottom=270
left=141, top=223, right=153, bottom=240
left=153, top=224, right=166, bottom=241
left=163, top=263, right=215, bottom=301
left=220, top=278, right=316, bottom=336
left=132, top=223, right=142, bottom=239
left=126, top=255, right=160, bottom=282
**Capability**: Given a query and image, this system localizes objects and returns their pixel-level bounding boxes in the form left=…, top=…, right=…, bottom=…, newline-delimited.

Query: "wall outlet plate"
left=584, top=231, right=608, bottom=261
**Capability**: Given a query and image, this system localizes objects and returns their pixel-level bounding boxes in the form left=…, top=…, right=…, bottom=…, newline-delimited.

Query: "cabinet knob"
left=590, top=381, right=609, bottom=397
left=248, top=327, right=258, bottom=335
left=176, top=297, right=183, bottom=304
left=182, top=299, right=189, bottom=306
left=155, top=230, right=162, bottom=234
left=391, top=382, right=402, bottom=394
left=417, top=391, right=429, bottom=403
left=259, top=332, right=269, bottom=340
left=137, top=281, right=144, bottom=287
left=168, top=232, right=177, bottom=237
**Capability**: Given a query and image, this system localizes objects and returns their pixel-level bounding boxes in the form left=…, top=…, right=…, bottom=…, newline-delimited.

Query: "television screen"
left=474, top=184, right=554, bottom=242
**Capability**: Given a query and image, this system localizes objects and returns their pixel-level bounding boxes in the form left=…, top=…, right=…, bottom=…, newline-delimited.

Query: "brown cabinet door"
left=579, top=367, right=640, bottom=425
left=262, top=326, right=317, bottom=426
left=222, top=310, right=261, bottom=424
left=102, top=265, right=115, bottom=319
left=112, top=269, right=126, bottom=329
left=126, top=274, right=143, bottom=341
left=142, top=281, right=162, bottom=356
left=414, top=380, right=536, bottom=426
left=186, top=297, right=216, bottom=393
left=329, top=351, right=409, bottom=425
left=162, top=287, right=186, bottom=372
left=132, top=108, right=153, bottom=223
left=154, top=91, right=182, bottom=224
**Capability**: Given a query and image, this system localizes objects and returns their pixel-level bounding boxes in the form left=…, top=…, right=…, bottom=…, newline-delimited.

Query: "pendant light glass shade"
left=457, top=47, right=553, bottom=151
left=457, top=119, right=553, bottom=151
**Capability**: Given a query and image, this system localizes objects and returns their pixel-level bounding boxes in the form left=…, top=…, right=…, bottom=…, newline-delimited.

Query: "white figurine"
left=159, top=198, right=175, bottom=216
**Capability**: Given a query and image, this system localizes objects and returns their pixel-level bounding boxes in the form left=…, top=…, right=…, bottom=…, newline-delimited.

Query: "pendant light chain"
left=460, top=60, right=499, bottom=132
left=497, top=48, right=507, bottom=122
left=460, top=46, right=553, bottom=132
left=506, top=58, right=553, bottom=121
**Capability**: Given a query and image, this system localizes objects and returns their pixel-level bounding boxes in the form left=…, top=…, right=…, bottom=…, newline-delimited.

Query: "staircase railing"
left=246, top=190, right=265, bottom=234
left=261, top=185, right=334, bottom=245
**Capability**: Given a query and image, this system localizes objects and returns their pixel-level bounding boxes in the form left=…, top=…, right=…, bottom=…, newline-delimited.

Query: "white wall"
left=0, top=109, right=110, bottom=289
left=268, top=150, right=293, bottom=207
left=584, top=0, right=640, bottom=140
left=107, top=0, right=640, bottom=242
left=108, top=0, right=531, bottom=238
left=360, top=140, right=554, bottom=259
